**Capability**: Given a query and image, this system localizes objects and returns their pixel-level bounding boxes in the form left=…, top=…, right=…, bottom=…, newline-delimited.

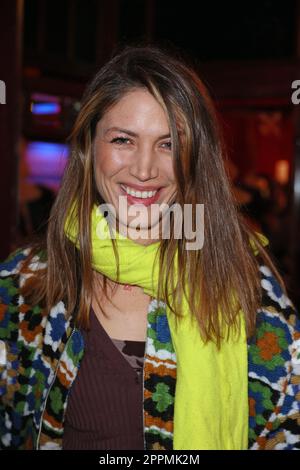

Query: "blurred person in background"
left=17, top=138, right=55, bottom=244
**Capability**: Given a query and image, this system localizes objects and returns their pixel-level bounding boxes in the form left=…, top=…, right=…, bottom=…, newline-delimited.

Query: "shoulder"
left=0, top=248, right=30, bottom=277
left=0, top=248, right=47, bottom=279
left=250, top=262, right=300, bottom=378
left=0, top=248, right=46, bottom=338
left=0, top=249, right=29, bottom=333
left=258, top=263, right=298, bottom=328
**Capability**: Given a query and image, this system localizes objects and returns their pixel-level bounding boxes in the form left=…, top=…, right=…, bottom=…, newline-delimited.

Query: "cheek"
left=162, top=161, right=177, bottom=196
left=94, top=144, right=123, bottom=178
left=163, top=160, right=176, bottom=183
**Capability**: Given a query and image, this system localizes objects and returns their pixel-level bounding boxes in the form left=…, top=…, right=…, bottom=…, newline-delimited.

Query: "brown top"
left=62, top=309, right=145, bottom=450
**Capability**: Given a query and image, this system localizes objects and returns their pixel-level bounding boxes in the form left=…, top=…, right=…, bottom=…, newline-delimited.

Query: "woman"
left=0, top=46, right=299, bottom=450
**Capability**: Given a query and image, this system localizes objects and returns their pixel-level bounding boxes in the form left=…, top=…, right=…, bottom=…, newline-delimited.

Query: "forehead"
left=98, top=89, right=170, bottom=130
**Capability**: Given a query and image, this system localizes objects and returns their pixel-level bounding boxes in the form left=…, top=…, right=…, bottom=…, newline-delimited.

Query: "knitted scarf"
left=65, top=205, right=248, bottom=449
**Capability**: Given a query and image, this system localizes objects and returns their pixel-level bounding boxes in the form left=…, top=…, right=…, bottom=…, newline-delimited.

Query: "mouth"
left=119, top=184, right=163, bottom=206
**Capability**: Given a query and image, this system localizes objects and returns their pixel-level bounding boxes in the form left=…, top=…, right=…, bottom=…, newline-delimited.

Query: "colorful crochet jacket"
left=0, top=250, right=300, bottom=450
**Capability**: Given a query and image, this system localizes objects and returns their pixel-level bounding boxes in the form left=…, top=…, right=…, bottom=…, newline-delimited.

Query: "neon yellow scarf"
left=65, top=206, right=248, bottom=449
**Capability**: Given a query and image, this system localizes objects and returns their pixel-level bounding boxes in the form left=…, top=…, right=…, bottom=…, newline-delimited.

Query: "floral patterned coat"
left=0, top=250, right=300, bottom=450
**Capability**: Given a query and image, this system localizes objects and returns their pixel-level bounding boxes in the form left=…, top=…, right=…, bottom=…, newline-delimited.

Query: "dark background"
left=0, top=0, right=300, bottom=307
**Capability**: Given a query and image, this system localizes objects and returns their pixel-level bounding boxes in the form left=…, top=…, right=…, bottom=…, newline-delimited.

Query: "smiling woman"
left=93, top=88, right=177, bottom=241
left=0, top=46, right=299, bottom=451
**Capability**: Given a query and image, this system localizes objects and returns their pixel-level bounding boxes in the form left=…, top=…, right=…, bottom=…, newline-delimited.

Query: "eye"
left=160, top=141, right=172, bottom=150
left=110, top=137, right=131, bottom=145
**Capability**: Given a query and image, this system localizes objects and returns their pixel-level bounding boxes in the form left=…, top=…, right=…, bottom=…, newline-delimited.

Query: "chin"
left=127, top=219, right=158, bottom=230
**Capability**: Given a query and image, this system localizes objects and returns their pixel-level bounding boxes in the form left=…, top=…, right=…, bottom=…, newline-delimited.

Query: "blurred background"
left=0, top=0, right=300, bottom=308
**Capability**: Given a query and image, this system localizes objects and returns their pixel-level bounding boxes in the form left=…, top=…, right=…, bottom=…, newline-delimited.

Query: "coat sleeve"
left=248, top=263, right=300, bottom=450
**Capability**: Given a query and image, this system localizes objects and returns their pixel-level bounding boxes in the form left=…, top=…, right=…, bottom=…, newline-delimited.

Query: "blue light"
left=31, top=102, right=61, bottom=115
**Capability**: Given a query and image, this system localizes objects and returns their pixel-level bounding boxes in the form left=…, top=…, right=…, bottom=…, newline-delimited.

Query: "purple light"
left=25, top=141, right=69, bottom=184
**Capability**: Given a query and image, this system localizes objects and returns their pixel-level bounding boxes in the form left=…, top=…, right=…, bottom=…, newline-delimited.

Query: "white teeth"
left=122, top=185, right=158, bottom=199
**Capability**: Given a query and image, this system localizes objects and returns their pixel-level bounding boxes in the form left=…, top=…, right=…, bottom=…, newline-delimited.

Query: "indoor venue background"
left=0, top=0, right=300, bottom=308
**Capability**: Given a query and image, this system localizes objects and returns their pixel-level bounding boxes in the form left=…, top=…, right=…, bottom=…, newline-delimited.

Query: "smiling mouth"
left=118, top=184, right=163, bottom=206
left=120, top=184, right=160, bottom=199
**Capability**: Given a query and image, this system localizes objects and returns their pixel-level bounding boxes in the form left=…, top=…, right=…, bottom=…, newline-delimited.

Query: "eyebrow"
left=104, top=127, right=171, bottom=140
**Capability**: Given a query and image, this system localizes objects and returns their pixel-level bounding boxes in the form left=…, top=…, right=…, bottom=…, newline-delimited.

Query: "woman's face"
left=93, top=88, right=177, bottom=243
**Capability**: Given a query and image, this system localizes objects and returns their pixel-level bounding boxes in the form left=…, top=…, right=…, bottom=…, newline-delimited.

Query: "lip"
left=119, top=183, right=163, bottom=207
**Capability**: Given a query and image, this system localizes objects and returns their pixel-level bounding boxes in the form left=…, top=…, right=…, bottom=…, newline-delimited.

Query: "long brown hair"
left=20, top=45, right=284, bottom=344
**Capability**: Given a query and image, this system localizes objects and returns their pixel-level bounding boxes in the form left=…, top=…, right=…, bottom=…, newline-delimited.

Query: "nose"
left=129, top=144, right=159, bottom=181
